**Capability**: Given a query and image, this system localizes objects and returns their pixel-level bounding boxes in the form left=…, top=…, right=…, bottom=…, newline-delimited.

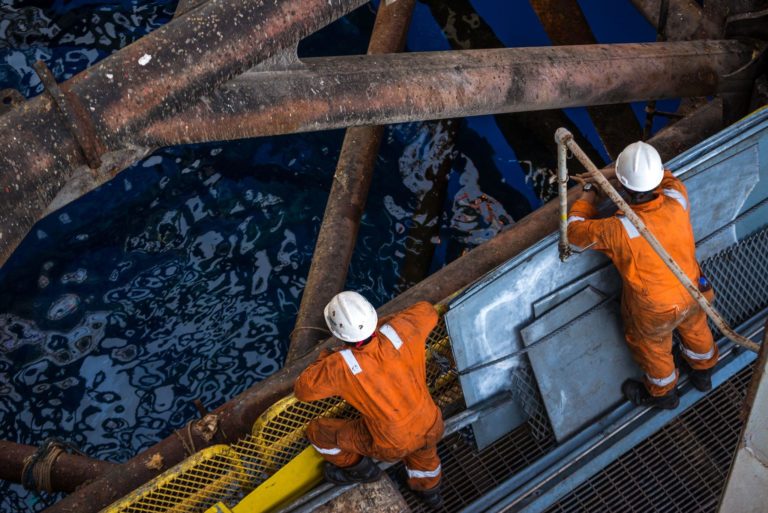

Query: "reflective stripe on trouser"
left=305, top=416, right=444, bottom=491
left=621, top=288, right=718, bottom=397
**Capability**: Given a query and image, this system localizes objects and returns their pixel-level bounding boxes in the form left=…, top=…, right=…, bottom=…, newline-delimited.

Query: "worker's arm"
left=566, top=190, right=609, bottom=251
left=396, top=302, right=439, bottom=342
left=294, top=352, right=340, bottom=402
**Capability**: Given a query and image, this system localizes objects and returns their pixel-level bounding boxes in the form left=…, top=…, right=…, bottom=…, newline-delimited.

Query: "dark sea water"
left=0, top=1, right=673, bottom=510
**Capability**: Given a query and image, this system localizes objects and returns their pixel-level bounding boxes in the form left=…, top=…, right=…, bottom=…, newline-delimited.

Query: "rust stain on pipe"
left=287, top=0, right=417, bottom=363
left=43, top=97, right=724, bottom=513
left=142, top=41, right=751, bottom=146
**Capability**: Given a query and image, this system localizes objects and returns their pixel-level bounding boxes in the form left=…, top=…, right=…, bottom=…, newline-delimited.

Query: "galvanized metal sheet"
left=445, top=107, right=768, bottom=449
left=532, top=265, right=619, bottom=318
left=688, top=145, right=759, bottom=261
left=522, top=293, right=639, bottom=442
left=523, top=286, right=605, bottom=344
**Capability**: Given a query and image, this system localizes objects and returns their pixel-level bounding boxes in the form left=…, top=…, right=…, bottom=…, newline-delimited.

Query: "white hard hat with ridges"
left=323, top=291, right=378, bottom=343
left=615, top=141, right=664, bottom=192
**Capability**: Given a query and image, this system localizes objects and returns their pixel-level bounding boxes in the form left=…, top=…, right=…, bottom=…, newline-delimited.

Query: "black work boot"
left=688, top=367, right=713, bottom=392
left=413, top=484, right=444, bottom=510
left=323, top=457, right=382, bottom=485
left=677, top=354, right=713, bottom=392
left=622, top=379, right=679, bottom=410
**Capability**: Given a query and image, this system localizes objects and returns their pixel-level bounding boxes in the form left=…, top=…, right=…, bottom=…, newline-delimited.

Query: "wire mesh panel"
left=702, top=227, right=768, bottom=330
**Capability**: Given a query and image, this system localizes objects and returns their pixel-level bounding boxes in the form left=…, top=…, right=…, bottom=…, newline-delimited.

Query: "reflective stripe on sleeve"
left=618, top=216, right=641, bottom=239
left=646, top=369, right=677, bottom=387
left=406, top=464, right=442, bottom=479
left=379, top=324, right=403, bottom=350
left=567, top=215, right=585, bottom=225
left=339, top=349, right=362, bottom=375
left=663, top=188, right=688, bottom=211
left=312, top=443, right=342, bottom=455
left=681, top=344, right=715, bottom=361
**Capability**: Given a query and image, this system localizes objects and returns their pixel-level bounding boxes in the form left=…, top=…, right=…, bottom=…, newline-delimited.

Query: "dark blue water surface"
left=0, top=1, right=673, bottom=510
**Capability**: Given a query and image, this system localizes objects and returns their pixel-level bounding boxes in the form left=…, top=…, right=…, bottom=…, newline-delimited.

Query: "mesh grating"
left=544, top=365, right=753, bottom=513
left=103, top=319, right=463, bottom=513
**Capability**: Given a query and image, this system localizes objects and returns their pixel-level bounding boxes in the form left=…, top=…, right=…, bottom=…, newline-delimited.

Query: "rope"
left=21, top=438, right=85, bottom=493
left=174, top=423, right=197, bottom=456
left=288, top=326, right=331, bottom=339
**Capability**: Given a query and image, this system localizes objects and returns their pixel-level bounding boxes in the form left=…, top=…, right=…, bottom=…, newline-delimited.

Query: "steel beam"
left=42, top=97, right=724, bottom=513
left=0, top=440, right=117, bottom=493
left=286, top=0, right=416, bottom=363
left=0, top=0, right=368, bottom=268
left=142, top=41, right=751, bottom=146
left=529, top=0, right=642, bottom=159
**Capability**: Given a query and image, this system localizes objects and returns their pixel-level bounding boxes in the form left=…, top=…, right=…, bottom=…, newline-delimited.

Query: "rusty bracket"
left=33, top=61, right=103, bottom=170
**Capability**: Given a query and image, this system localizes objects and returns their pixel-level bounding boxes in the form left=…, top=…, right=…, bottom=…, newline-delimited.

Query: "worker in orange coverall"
left=567, top=141, right=718, bottom=410
left=294, top=291, right=444, bottom=508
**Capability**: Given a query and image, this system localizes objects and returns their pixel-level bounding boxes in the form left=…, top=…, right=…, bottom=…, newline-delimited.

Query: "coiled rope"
left=21, top=438, right=86, bottom=493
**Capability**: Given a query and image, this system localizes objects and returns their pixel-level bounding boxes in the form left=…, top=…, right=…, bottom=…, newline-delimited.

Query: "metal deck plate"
left=522, top=291, right=639, bottom=442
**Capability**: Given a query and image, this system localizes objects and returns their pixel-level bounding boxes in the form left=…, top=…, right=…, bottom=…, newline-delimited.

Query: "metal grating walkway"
left=544, top=365, right=752, bottom=513
left=393, top=226, right=767, bottom=513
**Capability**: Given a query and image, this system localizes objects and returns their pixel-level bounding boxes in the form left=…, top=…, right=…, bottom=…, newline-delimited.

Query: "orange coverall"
left=294, top=301, right=444, bottom=491
left=567, top=170, right=718, bottom=396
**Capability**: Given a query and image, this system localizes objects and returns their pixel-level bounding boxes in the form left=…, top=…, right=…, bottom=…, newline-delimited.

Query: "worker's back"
left=570, top=171, right=699, bottom=306
left=295, top=301, right=440, bottom=451
left=608, top=171, right=699, bottom=304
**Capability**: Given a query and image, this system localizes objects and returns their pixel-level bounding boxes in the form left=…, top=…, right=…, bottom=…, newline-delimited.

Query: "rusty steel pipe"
left=0, top=0, right=368, bottom=268
left=43, top=97, right=724, bottom=513
left=286, top=0, right=417, bottom=363
left=0, top=440, right=117, bottom=493
left=142, top=40, right=752, bottom=147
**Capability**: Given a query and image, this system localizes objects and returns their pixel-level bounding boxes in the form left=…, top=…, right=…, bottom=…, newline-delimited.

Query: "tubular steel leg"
left=0, top=0, right=368, bottom=268
left=286, top=0, right=416, bottom=363
left=0, top=440, right=117, bottom=494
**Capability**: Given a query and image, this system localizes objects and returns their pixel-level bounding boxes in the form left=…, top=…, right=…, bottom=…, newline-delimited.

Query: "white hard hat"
left=615, top=141, right=664, bottom=192
left=323, top=291, right=378, bottom=343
